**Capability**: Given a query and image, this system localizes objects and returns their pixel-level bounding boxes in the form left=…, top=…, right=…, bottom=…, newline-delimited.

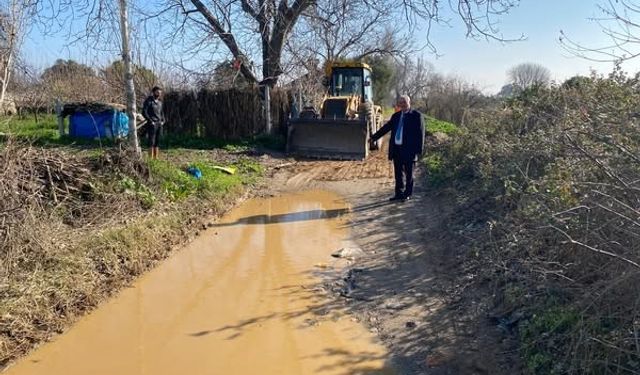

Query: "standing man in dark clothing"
left=370, top=95, right=425, bottom=201
left=142, top=86, right=164, bottom=160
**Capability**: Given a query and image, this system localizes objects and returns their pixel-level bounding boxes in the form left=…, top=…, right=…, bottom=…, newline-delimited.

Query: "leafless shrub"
left=431, top=69, right=640, bottom=373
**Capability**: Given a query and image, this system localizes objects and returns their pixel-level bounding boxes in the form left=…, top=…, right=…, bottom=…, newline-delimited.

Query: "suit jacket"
left=371, top=109, right=425, bottom=161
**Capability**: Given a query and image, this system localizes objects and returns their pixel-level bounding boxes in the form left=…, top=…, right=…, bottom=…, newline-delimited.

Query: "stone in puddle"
left=384, top=298, right=409, bottom=310
left=331, top=247, right=365, bottom=259
left=303, top=318, right=319, bottom=327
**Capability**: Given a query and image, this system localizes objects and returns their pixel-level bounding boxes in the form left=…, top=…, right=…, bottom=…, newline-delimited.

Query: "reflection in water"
left=216, top=208, right=350, bottom=226
left=4, top=190, right=393, bottom=375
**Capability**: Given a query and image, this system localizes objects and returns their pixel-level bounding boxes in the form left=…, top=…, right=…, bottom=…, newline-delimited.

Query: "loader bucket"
left=287, top=118, right=369, bottom=160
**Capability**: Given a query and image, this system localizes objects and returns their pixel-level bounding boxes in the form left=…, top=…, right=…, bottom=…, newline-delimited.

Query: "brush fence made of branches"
left=163, top=88, right=290, bottom=139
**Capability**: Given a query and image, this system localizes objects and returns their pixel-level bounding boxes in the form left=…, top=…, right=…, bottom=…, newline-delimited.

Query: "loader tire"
left=373, top=111, right=383, bottom=150
left=360, top=102, right=379, bottom=151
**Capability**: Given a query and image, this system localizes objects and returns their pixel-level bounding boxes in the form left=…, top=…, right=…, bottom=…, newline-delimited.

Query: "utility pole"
left=118, top=0, right=141, bottom=157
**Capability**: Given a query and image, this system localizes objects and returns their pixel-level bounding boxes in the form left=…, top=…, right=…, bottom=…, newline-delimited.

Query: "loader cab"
left=329, top=66, right=374, bottom=102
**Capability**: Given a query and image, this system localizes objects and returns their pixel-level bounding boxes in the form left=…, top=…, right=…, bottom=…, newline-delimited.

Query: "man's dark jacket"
left=142, top=96, right=164, bottom=125
left=371, top=109, right=425, bottom=161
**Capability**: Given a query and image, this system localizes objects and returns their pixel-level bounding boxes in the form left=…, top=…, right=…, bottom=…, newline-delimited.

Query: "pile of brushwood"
left=427, top=67, right=640, bottom=374
left=0, top=140, right=154, bottom=366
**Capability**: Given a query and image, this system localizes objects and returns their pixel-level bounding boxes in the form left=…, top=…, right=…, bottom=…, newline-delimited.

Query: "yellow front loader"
left=286, top=61, right=383, bottom=160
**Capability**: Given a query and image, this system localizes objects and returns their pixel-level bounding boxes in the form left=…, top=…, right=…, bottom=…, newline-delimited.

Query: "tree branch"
left=188, top=0, right=258, bottom=83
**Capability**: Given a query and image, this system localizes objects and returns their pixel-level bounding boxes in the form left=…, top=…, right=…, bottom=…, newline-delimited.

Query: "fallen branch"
left=549, top=225, right=640, bottom=270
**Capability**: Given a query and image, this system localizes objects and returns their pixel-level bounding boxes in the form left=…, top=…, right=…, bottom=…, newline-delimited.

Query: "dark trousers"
left=393, top=158, right=415, bottom=197
left=147, top=123, right=162, bottom=147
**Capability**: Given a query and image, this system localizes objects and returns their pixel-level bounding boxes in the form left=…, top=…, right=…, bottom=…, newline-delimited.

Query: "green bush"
left=119, top=176, right=157, bottom=209
left=425, top=116, right=459, bottom=135
left=521, top=307, right=580, bottom=374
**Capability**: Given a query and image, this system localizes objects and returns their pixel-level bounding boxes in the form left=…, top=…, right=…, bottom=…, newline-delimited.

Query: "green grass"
left=0, top=115, right=59, bottom=140
left=0, top=115, right=119, bottom=147
left=425, top=116, right=459, bottom=135
left=381, top=110, right=459, bottom=136
left=119, top=176, right=157, bottom=209
left=147, top=157, right=262, bottom=202
left=0, top=115, right=286, bottom=152
left=382, top=106, right=396, bottom=118
left=422, top=116, right=460, bottom=188
left=160, top=133, right=285, bottom=152
left=424, top=153, right=450, bottom=187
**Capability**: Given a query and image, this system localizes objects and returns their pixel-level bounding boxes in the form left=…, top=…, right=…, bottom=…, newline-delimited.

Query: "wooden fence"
left=162, top=88, right=291, bottom=140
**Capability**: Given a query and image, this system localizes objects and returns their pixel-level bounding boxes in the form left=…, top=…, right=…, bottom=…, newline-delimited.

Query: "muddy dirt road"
left=5, top=191, right=394, bottom=375
left=5, top=140, right=517, bottom=374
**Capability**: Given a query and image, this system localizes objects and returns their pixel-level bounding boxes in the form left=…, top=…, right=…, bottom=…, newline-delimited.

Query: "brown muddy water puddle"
left=5, top=190, right=393, bottom=375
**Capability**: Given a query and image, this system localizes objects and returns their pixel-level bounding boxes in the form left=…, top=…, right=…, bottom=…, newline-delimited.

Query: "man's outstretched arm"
left=371, top=119, right=393, bottom=142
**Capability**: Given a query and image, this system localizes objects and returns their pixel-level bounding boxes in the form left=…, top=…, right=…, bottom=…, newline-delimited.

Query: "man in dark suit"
left=370, top=95, right=425, bottom=201
left=142, top=86, right=165, bottom=160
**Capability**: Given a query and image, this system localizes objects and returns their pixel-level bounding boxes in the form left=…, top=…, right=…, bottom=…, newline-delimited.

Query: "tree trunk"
left=265, top=85, right=271, bottom=134
left=0, top=62, right=10, bottom=113
left=118, top=0, right=141, bottom=157
left=0, top=0, right=19, bottom=114
left=55, top=99, right=64, bottom=136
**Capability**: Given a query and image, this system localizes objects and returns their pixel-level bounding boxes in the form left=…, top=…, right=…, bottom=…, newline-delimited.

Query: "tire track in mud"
left=280, top=141, right=393, bottom=189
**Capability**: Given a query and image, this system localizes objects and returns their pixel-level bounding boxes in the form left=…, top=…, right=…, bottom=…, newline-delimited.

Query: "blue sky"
left=421, top=0, right=638, bottom=92
left=23, top=0, right=640, bottom=94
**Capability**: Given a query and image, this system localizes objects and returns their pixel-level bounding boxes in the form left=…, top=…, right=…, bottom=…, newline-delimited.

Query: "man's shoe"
left=389, top=195, right=404, bottom=202
left=402, top=195, right=412, bottom=201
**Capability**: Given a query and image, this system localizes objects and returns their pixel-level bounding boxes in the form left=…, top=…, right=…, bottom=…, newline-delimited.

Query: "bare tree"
left=507, top=62, right=551, bottom=90
left=150, top=0, right=521, bottom=89
left=102, top=61, right=158, bottom=103
left=419, top=74, right=485, bottom=125
left=41, top=59, right=105, bottom=102
left=203, top=60, right=252, bottom=89
left=392, top=56, right=436, bottom=101
left=11, top=63, right=49, bottom=121
left=0, top=0, right=34, bottom=112
left=285, top=0, right=409, bottom=66
left=560, top=1, right=640, bottom=62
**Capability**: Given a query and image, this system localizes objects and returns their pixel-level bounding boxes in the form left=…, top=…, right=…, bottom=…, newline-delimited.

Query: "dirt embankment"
left=266, top=142, right=521, bottom=374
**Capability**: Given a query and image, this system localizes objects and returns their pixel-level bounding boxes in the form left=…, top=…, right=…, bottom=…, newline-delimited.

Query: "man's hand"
left=369, top=138, right=378, bottom=150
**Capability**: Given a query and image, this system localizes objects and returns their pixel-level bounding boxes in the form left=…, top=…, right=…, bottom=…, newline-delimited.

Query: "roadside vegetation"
left=0, top=116, right=265, bottom=369
left=424, top=68, right=640, bottom=374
